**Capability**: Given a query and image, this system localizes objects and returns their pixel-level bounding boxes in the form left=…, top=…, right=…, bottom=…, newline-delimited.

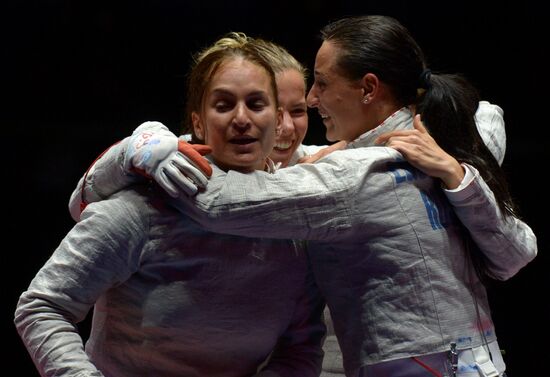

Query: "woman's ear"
left=192, top=112, right=205, bottom=141
left=361, top=73, right=379, bottom=104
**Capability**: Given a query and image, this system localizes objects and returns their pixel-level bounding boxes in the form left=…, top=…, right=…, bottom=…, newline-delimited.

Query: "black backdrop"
left=4, top=1, right=548, bottom=376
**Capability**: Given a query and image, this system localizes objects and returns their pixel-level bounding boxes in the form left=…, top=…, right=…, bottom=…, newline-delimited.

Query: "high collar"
left=207, top=155, right=278, bottom=174
left=347, top=107, right=413, bottom=149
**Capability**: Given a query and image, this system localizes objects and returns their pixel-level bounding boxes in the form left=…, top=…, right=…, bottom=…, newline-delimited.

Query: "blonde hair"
left=183, top=32, right=279, bottom=140
left=251, top=37, right=308, bottom=83
left=182, top=32, right=307, bottom=139
left=197, top=32, right=307, bottom=78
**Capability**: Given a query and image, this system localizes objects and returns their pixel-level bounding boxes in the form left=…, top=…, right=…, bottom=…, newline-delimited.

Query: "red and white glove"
left=124, top=122, right=212, bottom=197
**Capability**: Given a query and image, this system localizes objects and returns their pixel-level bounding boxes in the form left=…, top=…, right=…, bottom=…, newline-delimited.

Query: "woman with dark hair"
left=158, top=16, right=536, bottom=376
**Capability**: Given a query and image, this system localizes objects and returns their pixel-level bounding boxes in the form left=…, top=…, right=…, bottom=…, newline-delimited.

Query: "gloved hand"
left=157, top=139, right=212, bottom=197
left=124, top=122, right=212, bottom=197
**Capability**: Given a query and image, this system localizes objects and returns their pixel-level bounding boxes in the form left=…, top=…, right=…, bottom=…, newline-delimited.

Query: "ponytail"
left=416, top=73, right=517, bottom=218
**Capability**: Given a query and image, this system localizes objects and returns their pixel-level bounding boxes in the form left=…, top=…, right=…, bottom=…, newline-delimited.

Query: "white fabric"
left=170, top=107, right=537, bottom=375
left=474, top=101, right=506, bottom=165
left=446, top=164, right=476, bottom=193
left=17, top=187, right=326, bottom=377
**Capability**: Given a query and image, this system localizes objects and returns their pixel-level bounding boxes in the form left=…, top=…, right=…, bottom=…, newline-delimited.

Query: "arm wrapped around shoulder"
left=68, top=122, right=213, bottom=221
left=119, top=121, right=212, bottom=198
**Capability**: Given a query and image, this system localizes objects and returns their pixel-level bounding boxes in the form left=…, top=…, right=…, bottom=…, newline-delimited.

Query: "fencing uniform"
left=173, top=108, right=536, bottom=376
left=16, top=186, right=325, bottom=377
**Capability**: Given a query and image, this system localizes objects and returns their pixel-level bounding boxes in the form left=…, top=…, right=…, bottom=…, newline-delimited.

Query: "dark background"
left=4, top=1, right=547, bottom=376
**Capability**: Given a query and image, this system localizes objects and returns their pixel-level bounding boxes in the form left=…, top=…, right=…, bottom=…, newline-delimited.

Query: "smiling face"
left=306, top=41, right=366, bottom=142
left=269, top=68, right=308, bottom=167
left=192, top=57, right=280, bottom=173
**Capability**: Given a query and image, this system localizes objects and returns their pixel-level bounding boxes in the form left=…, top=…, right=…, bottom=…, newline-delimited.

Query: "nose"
left=279, top=110, right=294, bottom=137
left=306, top=84, right=319, bottom=108
left=233, top=102, right=251, bottom=130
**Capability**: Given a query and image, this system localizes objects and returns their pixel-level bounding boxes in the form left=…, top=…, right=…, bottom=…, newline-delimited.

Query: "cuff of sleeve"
left=444, top=163, right=479, bottom=203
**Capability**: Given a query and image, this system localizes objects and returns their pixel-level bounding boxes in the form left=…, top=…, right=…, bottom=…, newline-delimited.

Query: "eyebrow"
left=210, top=88, right=269, bottom=98
left=210, top=88, right=234, bottom=97
left=292, top=101, right=307, bottom=108
left=313, top=70, right=326, bottom=79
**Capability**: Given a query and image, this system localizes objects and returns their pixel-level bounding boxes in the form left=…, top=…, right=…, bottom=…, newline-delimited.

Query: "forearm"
left=446, top=164, right=537, bottom=280
left=18, top=197, right=145, bottom=376
left=172, top=148, right=398, bottom=242
left=177, top=162, right=354, bottom=241
left=68, top=138, right=141, bottom=221
left=15, top=294, right=104, bottom=377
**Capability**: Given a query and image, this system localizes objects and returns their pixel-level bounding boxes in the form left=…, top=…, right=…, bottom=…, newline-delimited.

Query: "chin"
left=325, top=132, right=338, bottom=143
left=239, top=156, right=268, bottom=171
left=272, top=146, right=296, bottom=162
left=324, top=124, right=338, bottom=142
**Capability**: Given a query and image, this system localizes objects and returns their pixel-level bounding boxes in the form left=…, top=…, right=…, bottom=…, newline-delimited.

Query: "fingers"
left=156, top=150, right=211, bottom=197
left=298, top=141, right=348, bottom=164
left=172, top=153, right=209, bottom=188
left=178, top=140, right=213, bottom=177
left=382, top=139, right=413, bottom=157
left=375, top=116, right=428, bottom=144
left=378, top=134, right=426, bottom=152
left=413, top=114, right=428, bottom=133
left=297, top=151, right=325, bottom=164
left=191, top=144, right=212, bottom=156
left=297, top=155, right=314, bottom=164
left=157, top=167, right=185, bottom=197
left=374, top=134, right=388, bottom=145
left=159, top=163, right=199, bottom=197
left=376, top=130, right=415, bottom=145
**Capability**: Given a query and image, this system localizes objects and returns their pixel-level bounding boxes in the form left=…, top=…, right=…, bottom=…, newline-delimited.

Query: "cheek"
left=203, top=112, right=230, bottom=140
left=332, top=97, right=356, bottom=121
left=202, top=127, right=227, bottom=153
left=294, top=117, right=308, bottom=143
left=205, top=134, right=225, bottom=159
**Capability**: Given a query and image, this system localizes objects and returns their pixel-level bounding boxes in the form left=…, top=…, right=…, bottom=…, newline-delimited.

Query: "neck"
left=362, top=85, right=403, bottom=136
left=351, top=81, right=402, bottom=141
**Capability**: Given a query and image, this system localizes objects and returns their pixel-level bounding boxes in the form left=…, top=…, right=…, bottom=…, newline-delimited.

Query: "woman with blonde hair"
left=15, top=33, right=326, bottom=377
